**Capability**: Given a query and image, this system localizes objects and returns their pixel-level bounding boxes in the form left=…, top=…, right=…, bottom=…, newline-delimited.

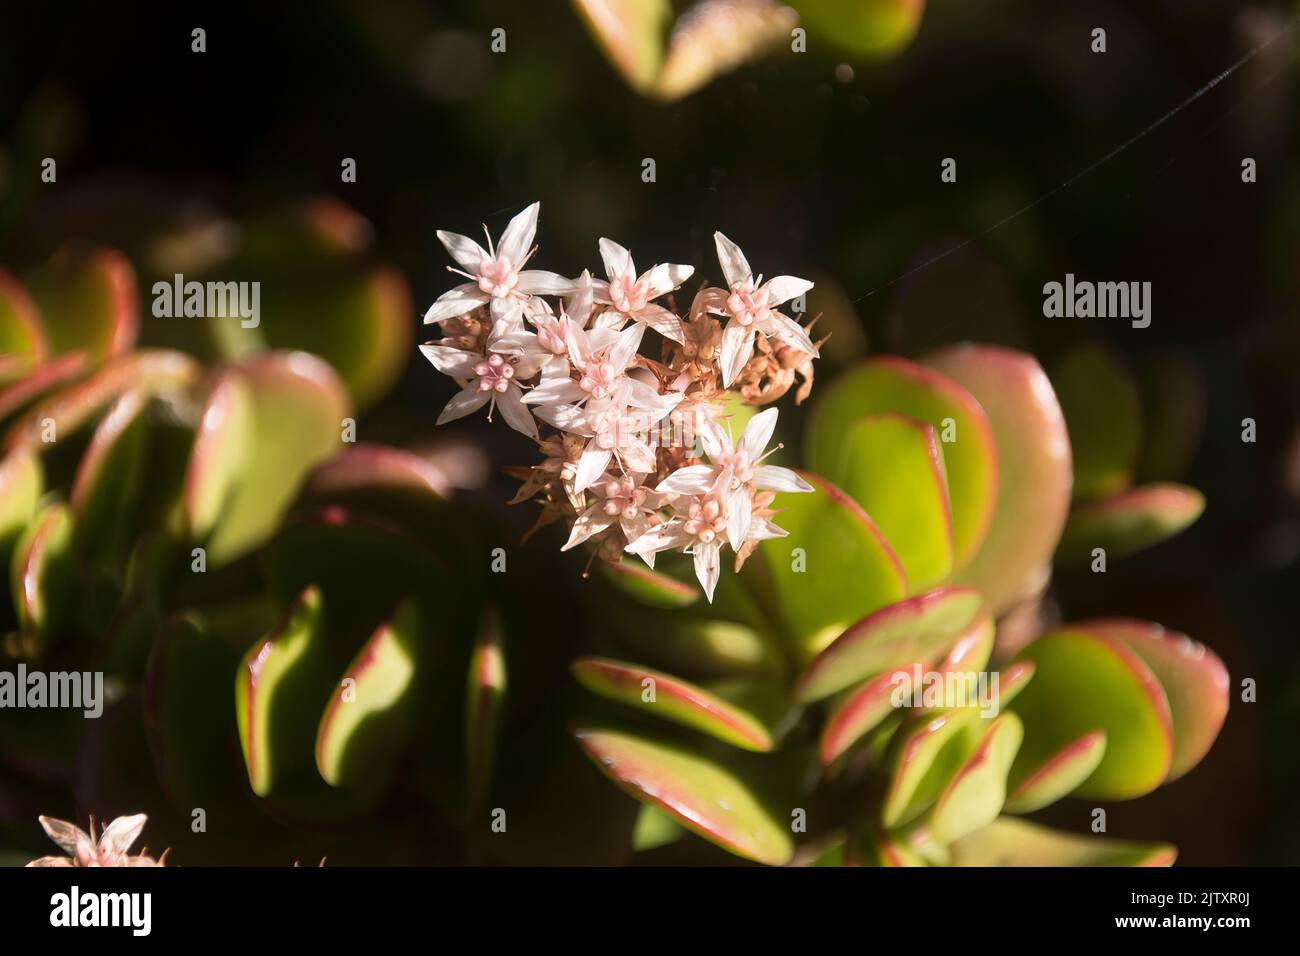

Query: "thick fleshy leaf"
left=795, top=0, right=926, bottom=57
left=0, top=450, right=41, bottom=567
left=316, top=599, right=422, bottom=790
left=203, top=352, right=350, bottom=565
left=236, top=586, right=336, bottom=797
left=836, top=414, right=954, bottom=590
left=3, top=350, right=197, bottom=453
left=466, top=609, right=507, bottom=807
left=929, top=712, right=1023, bottom=846
left=68, top=389, right=149, bottom=560
left=632, top=803, right=686, bottom=851
left=756, top=472, right=907, bottom=659
left=796, top=587, right=982, bottom=703
left=1052, top=345, right=1141, bottom=501
left=926, top=345, right=1073, bottom=616
left=28, top=246, right=137, bottom=362
left=848, top=827, right=928, bottom=867
left=599, top=559, right=700, bottom=609
left=299, top=443, right=448, bottom=513
left=653, top=0, right=799, bottom=101
left=1005, top=730, right=1107, bottom=814
left=210, top=267, right=412, bottom=411
left=572, top=0, right=672, bottom=93
left=183, top=371, right=253, bottom=539
left=808, top=356, right=996, bottom=568
left=880, top=708, right=978, bottom=829
left=1087, top=619, right=1228, bottom=782
left=573, top=726, right=794, bottom=865
left=1057, top=483, right=1204, bottom=564
left=820, top=661, right=926, bottom=767
left=0, top=351, right=88, bottom=423
left=9, top=502, right=75, bottom=656
left=144, top=613, right=242, bottom=810
left=573, top=657, right=775, bottom=751
left=951, top=817, right=1176, bottom=867
left=1011, top=627, right=1173, bottom=800
left=0, top=268, right=46, bottom=377
left=612, top=612, right=782, bottom=680
left=1137, top=351, right=1205, bottom=481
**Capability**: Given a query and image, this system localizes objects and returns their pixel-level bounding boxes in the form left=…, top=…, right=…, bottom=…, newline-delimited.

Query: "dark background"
left=2, top=0, right=1298, bottom=863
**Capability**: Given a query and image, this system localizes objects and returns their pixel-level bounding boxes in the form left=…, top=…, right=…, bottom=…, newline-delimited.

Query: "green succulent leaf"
left=466, top=609, right=507, bottom=807
left=0, top=449, right=41, bottom=569
left=571, top=0, right=672, bottom=93
left=881, top=707, right=978, bottom=829
left=315, top=598, right=422, bottom=791
left=756, top=471, right=907, bottom=659
left=835, top=413, right=954, bottom=590
left=1052, top=344, right=1141, bottom=501
left=792, top=0, right=925, bottom=57
left=183, top=371, right=253, bottom=540
left=929, top=711, right=1023, bottom=846
left=68, top=389, right=149, bottom=561
left=573, top=726, right=795, bottom=865
left=796, top=587, right=982, bottom=703
left=631, top=803, right=685, bottom=852
left=0, top=351, right=87, bottom=422
left=598, top=558, right=700, bottom=609
left=1084, top=619, right=1228, bottom=782
left=235, top=585, right=335, bottom=797
left=144, top=613, right=242, bottom=811
left=1011, top=626, right=1173, bottom=800
left=1056, top=483, right=1204, bottom=564
left=202, top=352, right=350, bottom=565
left=0, top=268, right=46, bottom=379
left=926, top=345, right=1073, bottom=616
left=612, top=611, right=782, bottom=680
left=573, top=657, right=776, bottom=751
left=820, top=661, right=925, bottom=767
left=9, top=501, right=75, bottom=655
left=807, top=356, right=996, bottom=568
left=1005, top=730, right=1107, bottom=814
left=951, top=817, right=1176, bottom=866
left=27, top=246, right=137, bottom=363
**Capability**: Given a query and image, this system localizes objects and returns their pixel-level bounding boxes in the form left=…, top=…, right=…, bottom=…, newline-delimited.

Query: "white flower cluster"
left=419, top=203, right=822, bottom=600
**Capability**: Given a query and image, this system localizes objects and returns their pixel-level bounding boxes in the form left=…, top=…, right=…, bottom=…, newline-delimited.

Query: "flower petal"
left=608, top=321, right=646, bottom=372
left=420, top=343, right=480, bottom=379
left=598, top=237, right=635, bottom=281
left=566, top=270, right=596, bottom=327
left=752, top=464, right=813, bottom=493
left=574, top=444, right=613, bottom=493
left=644, top=263, right=695, bottom=298
left=719, top=322, right=756, bottom=387
left=517, top=270, right=577, bottom=296
left=424, top=284, right=488, bottom=324
left=497, top=202, right=539, bottom=265
left=495, top=385, right=539, bottom=439
left=626, top=520, right=691, bottom=556
left=726, top=486, right=752, bottom=554
left=693, top=540, right=721, bottom=602
left=521, top=376, right=586, bottom=406
left=632, top=303, right=686, bottom=344
left=739, top=407, right=779, bottom=462
left=762, top=275, right=814, bottom=307
left=438, top=230, right=490, bottom=272
left=562, top=506, right=616, bottom=551
left=759, top=310, right=818, bottom=356
left=436, top=384, right=491, bottom=424
left=713, top=231, right=752, bottom=288
left=655, top=464, right=719, bottom=496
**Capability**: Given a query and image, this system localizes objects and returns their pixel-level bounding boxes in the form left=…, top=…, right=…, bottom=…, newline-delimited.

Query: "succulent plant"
left=569, top=344, right=1229, bottom=865
left=26, top=813, right=165, bottom=867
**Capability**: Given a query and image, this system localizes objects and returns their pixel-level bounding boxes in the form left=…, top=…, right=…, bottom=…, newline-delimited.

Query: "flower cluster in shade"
left=419, top=203, right=823, bottom=601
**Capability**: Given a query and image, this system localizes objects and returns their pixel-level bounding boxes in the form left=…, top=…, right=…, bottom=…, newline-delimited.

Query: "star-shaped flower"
left=424, top=203, right=576, bottom=326
left=711, top=232, right=818, bottom=386
left=592, top=238, right=693, bottom=344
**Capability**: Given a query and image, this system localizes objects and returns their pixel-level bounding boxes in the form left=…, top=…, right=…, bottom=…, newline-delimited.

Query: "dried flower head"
left=419, top=203, right=820, bottom=601
left=26, top=813, right=168, bottom=867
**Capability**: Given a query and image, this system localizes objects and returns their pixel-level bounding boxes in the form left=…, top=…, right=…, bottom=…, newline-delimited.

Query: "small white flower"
left=420, top=341, right=544, bottom=439
left=592, top=238, right=693, bottom=344
left=712, top=232, right=817, bottom=386
left=425, top=203, right=576, bottom=326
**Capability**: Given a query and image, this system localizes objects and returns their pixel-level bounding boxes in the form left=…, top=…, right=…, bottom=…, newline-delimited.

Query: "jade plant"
left=418, top=204, right=1228, bottom=866
left=0, top=244, right=518, bottom=863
